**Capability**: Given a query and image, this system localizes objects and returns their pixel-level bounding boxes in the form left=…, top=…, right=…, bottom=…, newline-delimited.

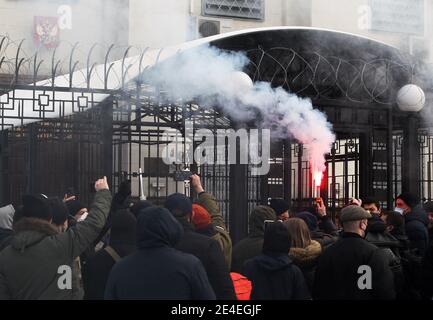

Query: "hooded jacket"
left=296, top=212, right=338, bottom=250
left=196, top=192, right=233, bottom=269
left=174, top=216, right=236, bottom=300
left=82, top=211, right=137, bottom=300
left=404, top=205, right=429, bottom=256
left=242, top=221, right=310, bottom=300
left=104, top=207, right=215, bottom=300
left=232, top=205, right=276, bottom=273
left=0, top=190, right=112, bottom=300
left=289, top=240, right=322, bottom=292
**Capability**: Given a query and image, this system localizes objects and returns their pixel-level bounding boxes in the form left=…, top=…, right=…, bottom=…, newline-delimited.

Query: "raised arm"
left=191, top=174, right=226, bottom=230
left=56, top=177, right=112, bottom=259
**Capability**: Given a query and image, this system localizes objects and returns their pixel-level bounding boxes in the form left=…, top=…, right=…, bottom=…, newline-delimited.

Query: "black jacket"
left=0, top=228, right=13, bottom=252
left=422, top=239, right=433, bottom=299
left=175, top=217, right=236, bottom=300
left=313, top=232, right=396, bottom=300
left=82, top=211, right=137, bottom=300
left=104, top=207, right=215, bottom=300
left=242, top=254, right=310, bottom=300
left=405, top=205, right=429, bottom=256
left=232, top=206, right=276, bottom=273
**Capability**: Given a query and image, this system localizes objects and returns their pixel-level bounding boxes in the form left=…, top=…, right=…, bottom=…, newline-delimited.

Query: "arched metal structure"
left=1, top=27, right=432, bottom=242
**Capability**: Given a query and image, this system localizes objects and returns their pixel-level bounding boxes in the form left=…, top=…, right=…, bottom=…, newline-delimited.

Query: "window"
left=202, top=0, right=264, bottom=20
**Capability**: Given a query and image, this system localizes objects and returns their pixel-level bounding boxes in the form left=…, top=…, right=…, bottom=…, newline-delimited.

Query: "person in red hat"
left=190, top=175, right=233, bottom=270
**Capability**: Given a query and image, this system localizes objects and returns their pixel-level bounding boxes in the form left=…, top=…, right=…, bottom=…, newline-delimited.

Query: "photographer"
left=0, top=177, right=111, bottom=300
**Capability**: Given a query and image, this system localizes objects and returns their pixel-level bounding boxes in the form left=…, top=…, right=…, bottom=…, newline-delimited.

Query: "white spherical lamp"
left=227, top=71, right=253, bottom=93
left=396, top=84, right=425, bottom=112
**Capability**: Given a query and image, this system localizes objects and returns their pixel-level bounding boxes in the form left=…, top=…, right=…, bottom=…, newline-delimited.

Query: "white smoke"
left=142, top=45, right=336, bottom=175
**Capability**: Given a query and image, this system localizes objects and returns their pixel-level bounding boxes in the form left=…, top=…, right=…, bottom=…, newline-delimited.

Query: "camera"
left=173, top=170, right=193, bottom=181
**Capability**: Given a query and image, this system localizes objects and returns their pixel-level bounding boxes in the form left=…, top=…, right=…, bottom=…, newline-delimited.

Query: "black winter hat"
left=65, top=200, right=86, bottom=216
left=165, top=193, right=192, bottom=217
left=269, top=198, right=290, bottom=216
left=22, top=194, right=52, bottom=221
left=47, top=197, right=68, bottom=226
left=396, top=193, right=420, bottom=209
left=130, top=200, right=153, bottom=218
left=296, top=211, right=318, bottom=231
left=262, top=221, right=291, bottom=255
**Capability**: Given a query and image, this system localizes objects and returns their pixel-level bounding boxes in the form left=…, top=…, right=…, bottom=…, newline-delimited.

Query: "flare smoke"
left=142, top=45, right=336, bottom=176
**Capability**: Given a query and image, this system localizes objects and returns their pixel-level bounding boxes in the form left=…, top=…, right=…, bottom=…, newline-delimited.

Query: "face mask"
left=394, top=207, right=405, bottom=215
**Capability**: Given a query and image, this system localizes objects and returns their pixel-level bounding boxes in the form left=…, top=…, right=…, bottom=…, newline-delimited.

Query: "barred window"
left=202, top=0, right=264, bottom=20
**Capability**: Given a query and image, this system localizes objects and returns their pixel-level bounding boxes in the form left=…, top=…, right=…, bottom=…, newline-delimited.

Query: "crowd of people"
left=0, top=174, right=432, bottom=300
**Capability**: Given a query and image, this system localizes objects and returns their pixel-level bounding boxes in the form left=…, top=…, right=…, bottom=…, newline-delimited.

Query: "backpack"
left=230, top=272, right=252, bottom=300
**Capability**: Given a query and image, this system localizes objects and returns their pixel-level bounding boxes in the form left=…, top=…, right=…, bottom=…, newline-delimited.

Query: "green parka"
left=0, top=190, right=112, bottom=300
left=197, top=192, right=233, bottom=269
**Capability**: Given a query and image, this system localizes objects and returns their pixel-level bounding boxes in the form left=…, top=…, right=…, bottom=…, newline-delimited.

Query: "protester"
left=422, top=201, right=433, bottom=299
left=232, top=205, right=277, bottom=273
left=269, top=198, right=290, bottom=221
left=165, top=193, right=236, bottom=300
left=130, top=200, right=153, bottom=218
left=396, top=193, right=429, bottom=256
left=382, top=211, right=410, bottom=248
left=313, top=205, right=395, bottom=300
left=83, top=209, right=137, bottom=300
left=0, top=204, right=14, bottom=251
left=285, top=218, right=322, bottom=293
left=104, top=207, right=215, bottom=300
left=315, top=198, right=339, bottom=236
left=66, top=199, right=88, bottom=223
left=0, top=177, right=111, bottom=300
left=295, top=211, right=337, bottom=250
left=47, top=198, right=69, bottom=233
left=46, top=197, right=84, bottom=299
left=362, top=197, right=382, bottom=216
left=242, top=221, right=310, bottom=300
left=190, top=174, right=233, bottom=269
left=424, top=201, right=433, bottom=241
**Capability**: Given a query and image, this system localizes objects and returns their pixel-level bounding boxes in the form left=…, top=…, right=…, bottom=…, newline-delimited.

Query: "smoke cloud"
left=142, top=45, right=336, bottom=176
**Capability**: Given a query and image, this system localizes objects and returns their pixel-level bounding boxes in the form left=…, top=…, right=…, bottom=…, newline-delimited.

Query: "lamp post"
left=397, top=84, right=426, bottom=196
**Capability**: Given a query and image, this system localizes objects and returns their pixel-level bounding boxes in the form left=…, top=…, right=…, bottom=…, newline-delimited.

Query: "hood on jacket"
left=0, top=204, right=15, bottom=230
left=405, top=204, right=429, bottom=226
left=136, top=207, right=184, bottom=249
left=248, top=205, right=277, bottom=237
left=11, top=217, right=58, bottom=252
left=289, top=240, right=322, bottom=265
left=253, top=254, right=293, bottom=272
left=295, top=212, right=318, bottom=232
